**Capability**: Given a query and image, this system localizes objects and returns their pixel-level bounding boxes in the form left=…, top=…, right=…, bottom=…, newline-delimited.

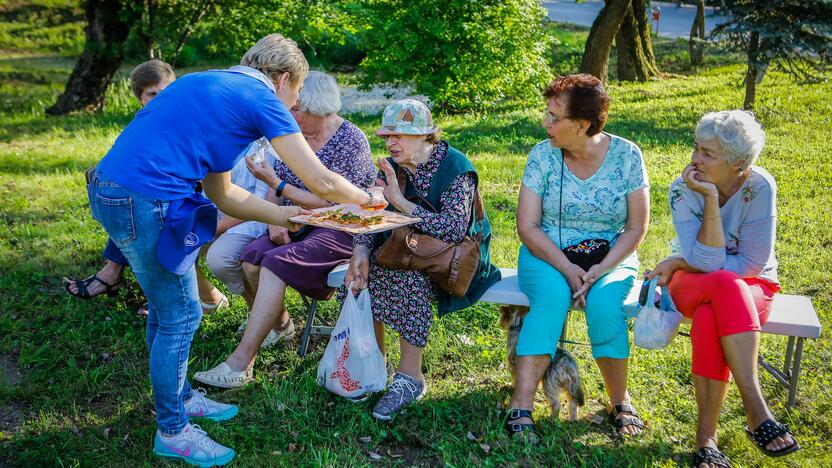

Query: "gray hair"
left=297, top=71, right=341, bottom=116
left=695, top=110, right=766, bottom=170
left=240, top=33, right=309, bottom=85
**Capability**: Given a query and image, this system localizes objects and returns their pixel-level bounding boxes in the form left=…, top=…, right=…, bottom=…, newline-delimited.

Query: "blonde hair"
left=240, top=33, right=309, bottom=85
left=696, top=110, right=766, bottom=170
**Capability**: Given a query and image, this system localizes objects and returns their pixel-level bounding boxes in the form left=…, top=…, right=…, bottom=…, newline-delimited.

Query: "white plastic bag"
left=633, top=277, right=684, bottom=350
left=317, top=285, right=387, bottom=398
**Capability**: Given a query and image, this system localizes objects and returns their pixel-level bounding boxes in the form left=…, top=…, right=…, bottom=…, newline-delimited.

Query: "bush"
left=201, top=0, right=366, bottom=69
left=359, top=0, right=552, bottom=112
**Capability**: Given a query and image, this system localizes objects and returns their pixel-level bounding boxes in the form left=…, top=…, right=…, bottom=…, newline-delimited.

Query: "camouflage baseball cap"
left=376, top=99, right=438, bottom=136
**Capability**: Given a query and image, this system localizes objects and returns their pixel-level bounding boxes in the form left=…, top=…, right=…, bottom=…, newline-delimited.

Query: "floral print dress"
left=351, top=141, right=476, bottom=347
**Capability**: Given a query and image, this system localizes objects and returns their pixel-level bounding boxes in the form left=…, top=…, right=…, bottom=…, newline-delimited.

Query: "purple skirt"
left=240, top=228, right=353, bottom=300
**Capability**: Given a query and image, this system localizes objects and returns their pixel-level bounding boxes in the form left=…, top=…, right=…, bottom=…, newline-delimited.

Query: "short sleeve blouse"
left=521, top=134, right=648, bottom=265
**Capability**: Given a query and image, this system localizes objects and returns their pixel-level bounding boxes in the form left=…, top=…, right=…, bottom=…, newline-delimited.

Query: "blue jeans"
left=102, top=239, right=128, bottom=266
left=88, top=171, right=198, bottom=434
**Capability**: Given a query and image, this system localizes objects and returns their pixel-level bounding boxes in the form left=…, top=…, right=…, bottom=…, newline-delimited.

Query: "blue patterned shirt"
left=521, top=134, right=649, bottom=267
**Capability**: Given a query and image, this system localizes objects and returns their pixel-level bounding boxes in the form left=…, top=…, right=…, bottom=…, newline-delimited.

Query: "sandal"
left=505, top=408, right=537, bottom=442
left=137, top=302, right=149, bottom=317
left=692, top=446, right=732, bottom=468
left=62, top=274, right=123, bottom=300
left=745, top=418, right=800, bottom=457
left=608, top=403, right=645, bottom=436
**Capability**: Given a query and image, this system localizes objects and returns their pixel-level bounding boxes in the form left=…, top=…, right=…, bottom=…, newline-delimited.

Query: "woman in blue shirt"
left=88, top=34, right=384, bottom=467
left=506, top=74, right=650, bottom=440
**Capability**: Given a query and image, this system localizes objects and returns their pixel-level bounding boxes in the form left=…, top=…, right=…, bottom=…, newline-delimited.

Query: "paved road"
left=542, top=0, right=730, bottom=39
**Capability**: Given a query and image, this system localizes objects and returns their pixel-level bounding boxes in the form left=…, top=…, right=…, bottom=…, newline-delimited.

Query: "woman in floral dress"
left=646, top=110, right=799, bottom=467
left=345, top=99, right=499, bottom=419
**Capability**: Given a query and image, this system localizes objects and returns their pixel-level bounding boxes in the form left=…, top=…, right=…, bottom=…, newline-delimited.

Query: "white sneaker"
left=260, top=318, right=296, bottom=349
left=184, top=387, right=239, bottom=422
left=153, top=423, right=235, bottom=467
left=200, top=294, right=229, bottom=314
left=193, top=363, right=253, bottom=389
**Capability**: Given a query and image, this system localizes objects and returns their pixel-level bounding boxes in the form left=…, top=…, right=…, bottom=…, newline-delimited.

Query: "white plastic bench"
left=304, top=265, right=821, bottom=407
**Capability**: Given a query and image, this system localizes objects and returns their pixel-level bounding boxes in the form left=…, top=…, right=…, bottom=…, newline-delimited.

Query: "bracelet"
left=276, top=180, right=287, bottom=197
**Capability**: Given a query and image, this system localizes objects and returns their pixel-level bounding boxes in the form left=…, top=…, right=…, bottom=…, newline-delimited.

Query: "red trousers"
left=668, top=270, right=779, bottom=381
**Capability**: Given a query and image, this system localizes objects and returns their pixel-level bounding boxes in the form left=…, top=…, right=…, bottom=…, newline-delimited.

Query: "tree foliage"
left=359, top=0, right=552, bottom=112
left=711, top=0, right=832, bottom=108
left=204, top=0, right=364, bottom=68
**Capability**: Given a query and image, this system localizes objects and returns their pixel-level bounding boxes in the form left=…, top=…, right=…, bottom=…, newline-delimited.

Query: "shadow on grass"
left=0, top=110, right=134, bottom=146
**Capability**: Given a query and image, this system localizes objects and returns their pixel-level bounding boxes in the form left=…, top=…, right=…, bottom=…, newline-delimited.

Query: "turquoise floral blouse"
left=521, top=134, right=649, bottom=268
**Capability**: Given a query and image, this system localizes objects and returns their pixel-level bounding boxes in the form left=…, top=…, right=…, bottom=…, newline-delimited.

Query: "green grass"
left=2, top=24, right=832, bottom=468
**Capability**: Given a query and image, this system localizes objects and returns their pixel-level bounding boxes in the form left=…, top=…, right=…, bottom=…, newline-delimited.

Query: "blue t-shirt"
left=521, top=134, right=649, bottom=266
left=97, top=69, right=300, bottom=200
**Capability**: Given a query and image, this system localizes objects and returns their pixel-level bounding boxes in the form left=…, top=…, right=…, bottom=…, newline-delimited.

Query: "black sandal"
left=745, top=418, right=800, bottom=457
left=692, top=446, right=732, bottom=468
left=505, top=408, right=536, bottom=441
left=609, top=403, right=645, bottom=436
left=62, top=274, right=123, bottom=299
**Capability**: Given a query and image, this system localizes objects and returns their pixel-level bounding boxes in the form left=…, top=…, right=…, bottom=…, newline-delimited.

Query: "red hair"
left=543, top=74, right=610, bottom=137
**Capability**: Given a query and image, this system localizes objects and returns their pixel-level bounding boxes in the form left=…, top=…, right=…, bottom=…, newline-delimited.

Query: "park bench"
left=299, top=265, right=820, bottom=408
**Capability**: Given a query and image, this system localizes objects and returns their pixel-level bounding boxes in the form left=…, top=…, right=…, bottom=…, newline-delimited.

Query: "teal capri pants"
left=516, top=245, right=637, bottom=360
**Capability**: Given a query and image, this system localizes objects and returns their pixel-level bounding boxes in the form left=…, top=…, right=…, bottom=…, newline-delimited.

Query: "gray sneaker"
left=371, top=372, right=426, bottom=421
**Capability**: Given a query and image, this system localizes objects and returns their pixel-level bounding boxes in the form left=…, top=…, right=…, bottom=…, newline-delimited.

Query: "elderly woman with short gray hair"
left=194, top=71, right=376, bottom=388
left=646, top=110, right=799, bottom=467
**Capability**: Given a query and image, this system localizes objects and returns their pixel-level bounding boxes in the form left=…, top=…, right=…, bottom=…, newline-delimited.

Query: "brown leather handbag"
left=375, top=169, right=484, bottom=298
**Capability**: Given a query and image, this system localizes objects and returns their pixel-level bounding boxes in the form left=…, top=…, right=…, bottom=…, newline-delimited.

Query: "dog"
left=500, top=305, right=586, bottom=421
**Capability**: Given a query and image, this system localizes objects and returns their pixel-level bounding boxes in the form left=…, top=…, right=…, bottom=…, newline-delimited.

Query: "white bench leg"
left=783, top=336, right=795, bottom=375
left=298, top=296, right=319, bottom=357
left=758, top=335, right=803, bottom=408
left=787, top=338, right=804, bottom=408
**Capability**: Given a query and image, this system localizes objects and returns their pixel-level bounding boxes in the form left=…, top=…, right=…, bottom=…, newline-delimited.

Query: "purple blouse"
left=274, top=119, right=375, bottom=204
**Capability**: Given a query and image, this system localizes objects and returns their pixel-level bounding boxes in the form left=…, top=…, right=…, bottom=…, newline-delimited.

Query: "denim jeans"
left=88, top=170, right=198, bottom=435
left=102, top=239, right=128, bottom=266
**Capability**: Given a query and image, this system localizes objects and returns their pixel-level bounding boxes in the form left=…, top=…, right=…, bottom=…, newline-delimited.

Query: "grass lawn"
left=2, top=21, right=832, bottom=468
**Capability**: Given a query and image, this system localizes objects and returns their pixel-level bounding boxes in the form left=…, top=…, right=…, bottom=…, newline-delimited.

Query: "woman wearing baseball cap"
left=344, top=99, right=500, bottom=420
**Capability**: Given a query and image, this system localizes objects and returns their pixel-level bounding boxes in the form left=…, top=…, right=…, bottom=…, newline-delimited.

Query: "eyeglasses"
left=543, top=111, right=570, bottom=125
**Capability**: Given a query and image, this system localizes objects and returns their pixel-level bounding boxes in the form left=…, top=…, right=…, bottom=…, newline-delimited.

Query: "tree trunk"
left=743, top=31, right=759, bottom=110
left=616, top=0, right=659, bottom=81
left=171, top=0, right=214, bottom=68
left=146, top=0, right=157, bottom=60
left=689, top=0, right=705, bottom=65
left=580, top=0, right=631, bottom=81
left=46, top=0, right=138, bottom=115
left=136, top=0, right=158, bottom=60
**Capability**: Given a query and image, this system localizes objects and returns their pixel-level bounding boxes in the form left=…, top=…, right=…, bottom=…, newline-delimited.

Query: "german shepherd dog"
left=500, top=305, right=586, bottom=421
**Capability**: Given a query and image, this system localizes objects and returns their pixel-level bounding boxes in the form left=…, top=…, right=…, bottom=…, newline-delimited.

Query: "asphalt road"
left=542, top=0, right=730, bottom=39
